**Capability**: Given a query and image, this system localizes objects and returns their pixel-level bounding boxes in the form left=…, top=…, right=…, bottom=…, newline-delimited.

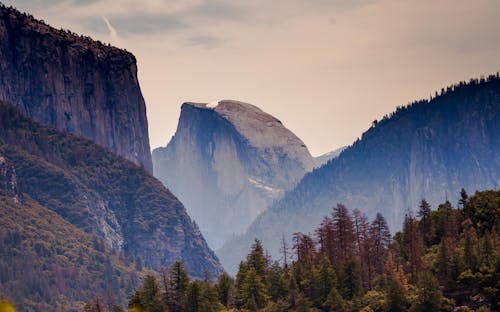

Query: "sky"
left=6, top=0, right=500, bottom=156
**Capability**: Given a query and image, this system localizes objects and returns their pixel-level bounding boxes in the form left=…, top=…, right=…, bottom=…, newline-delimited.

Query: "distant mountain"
left=0, top=102, right=222, bottom=288
left=314, top=146, right=347, bottom=168
left=153, top=100, right=315, bottom=249
left=0, top=4, right=152, bottom=172
left=219, top=74, right=500, bottom=274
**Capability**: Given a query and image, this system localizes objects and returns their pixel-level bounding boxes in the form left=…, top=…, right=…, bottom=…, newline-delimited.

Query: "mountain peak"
left=153, top=100, right=314, bottom=249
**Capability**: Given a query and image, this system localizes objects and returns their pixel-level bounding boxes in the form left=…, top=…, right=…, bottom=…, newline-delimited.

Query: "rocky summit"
left=153, top=100, right=315, bottom=250
left=0, top=5, right=152, bottom=172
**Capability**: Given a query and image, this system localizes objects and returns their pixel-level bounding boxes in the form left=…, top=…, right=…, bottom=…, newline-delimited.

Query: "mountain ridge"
left=0, top=101, right=223, bottom=279
left=218, top=73, right=500, bottom=274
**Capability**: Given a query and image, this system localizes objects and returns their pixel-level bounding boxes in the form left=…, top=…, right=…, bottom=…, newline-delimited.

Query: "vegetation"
left=122, top=190, right=499, bottom=311
left=0, top=101, right=221, bottom=278
left=0, top=195, right=141, bottom=311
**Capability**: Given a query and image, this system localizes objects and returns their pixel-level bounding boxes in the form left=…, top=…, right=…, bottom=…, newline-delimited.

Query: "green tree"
left=410, top=271, right=442, bottom=312
left=323, top=288, right=346, bottom=312
left=129, top=274, right=165, bottom=312
left=339, top=255, right=363, bottom=299
left=417, top=199, right=432, bottom=247
left=166, top=261, right=189, bottom=312
left=216, top=272, right=235, bottom=307
left=386, top=279, right=408, bottom=312
left=240, top=267, right=269, bottom=310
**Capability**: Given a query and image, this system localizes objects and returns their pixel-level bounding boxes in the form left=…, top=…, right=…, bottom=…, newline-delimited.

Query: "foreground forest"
left=79, top=189, right=499, bottom=312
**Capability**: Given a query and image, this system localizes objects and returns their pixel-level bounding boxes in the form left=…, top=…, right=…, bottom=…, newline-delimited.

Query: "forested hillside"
left=220, top=74, right=500, bottom=273
left=0, top=102, right=222, bottom=310
left=116, top=189, right=499, bottom=312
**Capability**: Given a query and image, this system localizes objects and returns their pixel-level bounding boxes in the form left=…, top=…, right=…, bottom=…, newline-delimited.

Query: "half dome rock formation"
left=0, top=5, right=152, bottom=171
left=153, top=100, right=315, bottom=249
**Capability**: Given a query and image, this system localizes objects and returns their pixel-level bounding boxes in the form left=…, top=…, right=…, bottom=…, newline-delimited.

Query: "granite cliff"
left=0, top=5, right=152, bottom=171
left=153, top=100, right=315, bottom=249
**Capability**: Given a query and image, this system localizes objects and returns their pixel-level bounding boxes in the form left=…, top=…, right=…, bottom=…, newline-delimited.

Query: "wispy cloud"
left=101, top=15, right=121, bottom=45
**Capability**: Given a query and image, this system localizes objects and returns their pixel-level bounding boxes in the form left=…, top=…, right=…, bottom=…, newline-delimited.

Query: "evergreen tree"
left=323, top=288, right=346, bottom=312
left=386, top=278, right=408, bottom=312
left=369, top=213, right=391, bottom=276
left=240, top=267, right=269, bottom=310
left=129, top=275, right=165, bottom=312
left=339, top=255, right=363, bottom=299
left=166, top=261, right=189, bottom=312
left=410, top=271, right=442, bottom=312
left=216, top=272, right=234, bottom=307
left=417, top=200, right=432, bottom=247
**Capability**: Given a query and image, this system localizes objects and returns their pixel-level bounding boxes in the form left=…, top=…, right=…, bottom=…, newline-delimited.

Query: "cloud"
left=184, top=34, right=223, bottom=48
left=101, top=15, right=120, bottom=44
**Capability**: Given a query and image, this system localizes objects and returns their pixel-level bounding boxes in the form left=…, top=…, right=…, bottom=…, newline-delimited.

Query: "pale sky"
left=6, top=0, right=500, bottom=156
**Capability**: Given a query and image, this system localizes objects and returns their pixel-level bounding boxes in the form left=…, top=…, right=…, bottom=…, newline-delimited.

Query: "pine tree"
left=386, top=278, right=408, bottom=312
left=332, top=204, right=356, bottom=264
left=166, top=261, right=189, bottom=312
left=411, top=271, right=442, bottom=312
left=216, top=272, right=234, bottom=307
left=339, top=255, right=363, bottom=299
left=313, top=256, right=337, bottom=305
left=323, top=288, right=346, bottom=312
left=369, top=213, right=391, bottom=276
left=185, top=282, right=202, bottom=312
left=403, top=215, right=424, bottom=279
left=417, top=200, right=432, bottom=247
left=129, top=275, right=165, bottom=312
left=240, top=267, right=269, bottom=310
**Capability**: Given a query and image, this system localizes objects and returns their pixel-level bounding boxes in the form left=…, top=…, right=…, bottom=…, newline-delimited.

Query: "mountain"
left=313, top=146, right=346, bottom=168
left=0, top=159, right=142, bottom=311
left=0, top=4, right=152, bottom=172
left=0, top=102, right=223, bottom=283
left=153, top=100, right=315, bottom=249
left=219, top=74, right=500, bottom=274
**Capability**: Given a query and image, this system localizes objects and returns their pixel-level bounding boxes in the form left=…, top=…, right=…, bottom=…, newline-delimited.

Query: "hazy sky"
left=6, top=0, right=500, bottom=156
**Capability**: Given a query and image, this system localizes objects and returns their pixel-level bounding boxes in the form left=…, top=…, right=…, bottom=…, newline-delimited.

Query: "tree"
left=353, top=209, right=371, bottom=288
left=247, top=239, right=268, bottom=277
left=217, top=272, right=234, bottom=307
left=417, top=200, right=433, bottom=247
left=166, top=261, right=189, bottom=312
left=312, top=256, right=337, bottom=306
left=339, top=255, right=363, bottom=299
left=240, top=267, right=269, bottom=310
left=386, top=278, right=408, bottom=312
left=410, top=271, right=442, bottom=312
left=323, top=288, right=346, bottom=312
left=403, top=215, right=424, bottom=279
left=332, top=204, right=356, bottom=264
left=369, top=213, right=391, bottom=276
left=129, top=275, right=165, bottom=312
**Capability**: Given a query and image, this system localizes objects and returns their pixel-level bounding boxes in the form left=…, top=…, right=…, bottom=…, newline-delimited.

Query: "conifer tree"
left=386, top=278, right=408, bottom=312
left=339, top=255, right=363, bottom=299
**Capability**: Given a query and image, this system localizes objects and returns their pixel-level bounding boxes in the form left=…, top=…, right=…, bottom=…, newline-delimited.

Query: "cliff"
left=0, top=102, right=223, bottom=279
left=0, top=5, right=152, bottom=171
left=219, top=75, right=500, bottom=274
left=153, top=100, right=315, bottom=249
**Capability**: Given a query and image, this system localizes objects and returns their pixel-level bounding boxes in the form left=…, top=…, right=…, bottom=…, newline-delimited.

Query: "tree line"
left=83, top=189, right=499, bottom=312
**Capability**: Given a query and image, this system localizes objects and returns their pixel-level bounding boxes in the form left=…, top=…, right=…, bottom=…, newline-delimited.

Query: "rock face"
left=313, top=146, right=346, bottom=168
left=0, top=102, right=223, bottom=278
left=153, top=100, right=315, bottom=249
left=0, top=152, right=18, bottom=199
left=0, top=5, right=152, bottom=172
left=219, top=76, right=500, bottom=274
